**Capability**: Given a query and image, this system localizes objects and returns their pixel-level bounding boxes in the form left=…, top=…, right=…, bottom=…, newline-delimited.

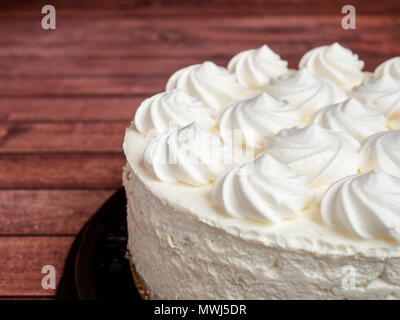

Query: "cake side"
left=123, top=163, right=400, bottom=299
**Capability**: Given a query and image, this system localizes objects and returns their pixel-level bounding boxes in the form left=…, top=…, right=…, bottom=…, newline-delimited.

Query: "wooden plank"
left=0, top=190, right=114, bottom=235
left=0, top=153, right=124, bottom=189
left=0, top=122, right=127, bottom=153
left=0, top=76, right=164, bottom=96
left=0, top=236, right=73, bottom=296
left=0, top=97, right=141, bottom=121
left=0, top=16, right=398, bottom=61
left=0, top=56, right=226, bottom=77
left=0, top=0, right=399, bottom=15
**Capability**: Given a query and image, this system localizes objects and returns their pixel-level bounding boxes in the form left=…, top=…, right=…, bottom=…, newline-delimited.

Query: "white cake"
left=123, top=43, right=400, bottom=299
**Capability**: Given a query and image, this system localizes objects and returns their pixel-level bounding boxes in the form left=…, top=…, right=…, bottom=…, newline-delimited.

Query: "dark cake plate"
left=56, top=188, right=141, bottom=300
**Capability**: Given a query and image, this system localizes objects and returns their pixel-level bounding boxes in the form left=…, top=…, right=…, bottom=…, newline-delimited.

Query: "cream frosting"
left=227, top=45, right=289, bottom=89
left=264, top=69, right=347, bottom=121
left=134, top=89, right=216, bottom=135
left=165, top=61, right=251, bottom=111
left=123, top=44, right=400, bottom=300
left=218, top=92, right=302, bottom=150
left=299, top=43, right=365, bottom=90
left=359, top=130, right=400, bottom=178
left=375, top=57, right=400, bottom=80
left=264, top=124, right=359, bottom=187
left=352, top=73, right=400, bottom=119
left=212, top=154, right=314, bottom=223
left=389, top=117, right=400, bottom=130
left=142, top=123, right=234, bottom=186
left=321, top=169, right=400, bottom=242
left=312, top=98, right=389, bottom=143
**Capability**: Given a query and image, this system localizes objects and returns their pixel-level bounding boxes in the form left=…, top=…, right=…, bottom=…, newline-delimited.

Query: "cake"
left=123, top=43, right=400, bottom=299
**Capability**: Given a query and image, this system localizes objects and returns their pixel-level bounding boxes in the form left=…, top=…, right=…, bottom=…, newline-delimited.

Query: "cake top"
left=127, top=42, right=400, bottom=245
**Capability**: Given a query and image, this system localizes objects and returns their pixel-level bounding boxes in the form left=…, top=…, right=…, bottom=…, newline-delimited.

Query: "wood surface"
left=0, top=0, right=399, bottom=299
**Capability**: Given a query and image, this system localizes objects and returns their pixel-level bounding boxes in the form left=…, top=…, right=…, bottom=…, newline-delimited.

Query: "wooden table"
left=0, top=0, right=399, bottom=299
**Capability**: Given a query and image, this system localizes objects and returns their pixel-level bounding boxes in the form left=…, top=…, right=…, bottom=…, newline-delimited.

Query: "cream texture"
left=299, top=43, right=365, bottom=90
left=166, top=61, right=251, bottom=111
left=352, top=74, right=400, bottom=119
left=227, top=45, right=289, bottom=89
left=141, top=123, right=233, bottom=186
left=389, top=117, right=400, bottom=130
left=375, top=57, right=400, bottom=80
left=264, top=124, right=359, bottom=187
left=218, top=92, right=302, bottom=150
left=265, top=69, right=347, bottom=121
left=312, top=98, right=389, bottom=143
left=134, top=89, right=216, bottom=135
left=212, top=154, right=314, bottom=223
left=359, top=130, right=400, bottom=178
left=321, top=170, right=400, bottom=242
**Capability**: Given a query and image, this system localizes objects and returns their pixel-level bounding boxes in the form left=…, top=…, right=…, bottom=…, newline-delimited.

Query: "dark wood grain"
left=0, top=190, right=114, bottom=235
left=0, top=56, right=224, bottom=77
left=0, top=77, right=164, bottom=96
left=0, top=16, right=398, bottom=70
left=0, top=154, right=124, bottom=189
left=0, top=122, right=126, bottom=152
left=0, top=0, right=399, bottom=15
left=0, top=97, right=141, bottom=121
left=0, top=0, right=399, bottom=300
left=0, top=236, right=74, bottom=296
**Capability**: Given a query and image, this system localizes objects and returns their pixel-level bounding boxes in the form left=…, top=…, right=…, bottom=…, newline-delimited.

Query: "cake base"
left=125, top=250, right=150, bottom=300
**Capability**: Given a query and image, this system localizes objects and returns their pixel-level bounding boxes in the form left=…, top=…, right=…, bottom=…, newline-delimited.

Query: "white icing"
left=142, top=123, right=234, bottom=186
left=389, top=117, right=400, bottom=130
left=227, top=44, right=289, bottom=89
left=134, top=89, right=216, bottom=135
left=218, top=92, right=302, bottom=150
left=359, top=130, right=400, bottom=178
left=265, top=69, right=347, bottom=121
left=212, top=154, right=314, bottom=223
left=264, top=124, right=359, bottom=187
left=299, top=42, right=365, bottom=90
left=166, top=61, right=251, bottom=110
left=375, top=57, right=400, bottom=80
left=352, top=73, right=400, bottom=119
left=321, top=169, right=400, bottom=242
left=312, top=98, right=388, bottom=143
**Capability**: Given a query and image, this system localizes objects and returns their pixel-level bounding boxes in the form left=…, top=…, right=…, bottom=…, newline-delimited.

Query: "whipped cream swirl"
left=218, top=92, right=302, bottom=150
left=144, top=123, right=233, bottom=186
left=264, top=124, right=359, bottom=187
left=135, top=89, right=216, bottom=135
left=312, top=98, right=388, bottom=143
left=352, top=73, right=400, bottom=119
left=166, top=61, right=251, bottom=111
left=359, top=130, right=400, bottom=178
left=389, top=117, right=400, bottom=130
left=299, top=43, right=365, bottom=90
left=321, top=169, right=400, bottom=242
left=227, top=45, right=289, bottom=89
left=374, top=57, right=400, bottom=80
left=265, top=69, right=347, bottom=121
left=212, top=154, right=314, bottom=223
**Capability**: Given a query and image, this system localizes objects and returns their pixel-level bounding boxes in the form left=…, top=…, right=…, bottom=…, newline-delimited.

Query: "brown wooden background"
left=0, top=0, right=399, bottom=299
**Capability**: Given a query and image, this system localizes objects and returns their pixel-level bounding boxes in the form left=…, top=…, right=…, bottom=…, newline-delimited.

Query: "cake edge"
left=125, top=250, right=151, bottom=300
